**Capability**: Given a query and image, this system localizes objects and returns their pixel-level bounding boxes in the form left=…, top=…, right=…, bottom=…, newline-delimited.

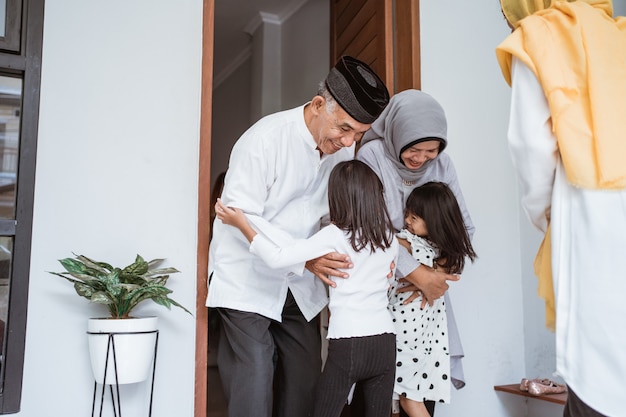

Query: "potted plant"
left=49, top=253, right=192, bottom=384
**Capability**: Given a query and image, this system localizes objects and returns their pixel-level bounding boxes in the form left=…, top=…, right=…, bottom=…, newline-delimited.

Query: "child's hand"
left=215, top=198, right=245, bottom=228
left=215, top=198, right=257, bottom=243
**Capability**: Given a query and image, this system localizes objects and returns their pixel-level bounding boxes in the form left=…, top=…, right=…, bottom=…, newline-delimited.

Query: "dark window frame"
left=0, top=0, right=23, bottom=52
left=0, top=0, right=44, bottom=413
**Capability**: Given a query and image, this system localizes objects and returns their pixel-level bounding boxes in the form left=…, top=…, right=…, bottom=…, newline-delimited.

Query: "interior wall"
left=616, top=0, right=626, bottom=17
left=210, top=0, right=330, bottom=184
left=280, top=0, right=330, bottom=109
left=17, top=1, right=203, bottom=416
left=211, top=59, right=252, bottom=183
left=249, top=17, right=282, bottom=122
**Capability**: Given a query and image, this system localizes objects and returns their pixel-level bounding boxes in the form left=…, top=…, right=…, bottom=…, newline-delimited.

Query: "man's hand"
left=403, top=265, right=460, bottom=307
left=305, top=252, right=353, bottom=288
left=395, top=279, right=422, bottom=304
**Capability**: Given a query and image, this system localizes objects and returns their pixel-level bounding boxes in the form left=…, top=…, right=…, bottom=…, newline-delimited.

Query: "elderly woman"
left=496, top=1, right=626, bottom=416
left=356, top=89, right=474, bottom=416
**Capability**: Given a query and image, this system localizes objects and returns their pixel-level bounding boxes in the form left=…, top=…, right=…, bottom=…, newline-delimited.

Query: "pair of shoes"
left=520, top=378, right=566, bottom=396
left=520, top=378, right=549, bottom=391
left=528, top=380, right=566, bottom=396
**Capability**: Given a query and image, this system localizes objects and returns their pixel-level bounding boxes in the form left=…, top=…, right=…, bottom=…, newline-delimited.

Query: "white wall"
left=18, top=1, right=203, bottom=416
left=420, top=2, right=553, bottom=416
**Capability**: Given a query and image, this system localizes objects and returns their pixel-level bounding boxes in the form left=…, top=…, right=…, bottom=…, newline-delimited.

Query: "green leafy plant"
left=49, top=253, right=192, bottom=319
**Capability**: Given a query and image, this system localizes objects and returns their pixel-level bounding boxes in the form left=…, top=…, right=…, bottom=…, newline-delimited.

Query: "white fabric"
left=250, top=224, right=398, bottom=339
left=207, top=104, right=354, bottom=322
left=390, top=230, right=450, bottom=403
left=509, top=57, right=626, bottom=417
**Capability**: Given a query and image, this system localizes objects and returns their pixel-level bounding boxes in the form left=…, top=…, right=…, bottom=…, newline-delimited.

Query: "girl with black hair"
left=390, top=181, right=476, bottom=417
left=215, top=159, right=399, bottom=417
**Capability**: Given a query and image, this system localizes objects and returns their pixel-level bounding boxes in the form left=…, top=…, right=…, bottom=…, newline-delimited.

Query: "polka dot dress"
left=389, top=230, right=451, bottom=404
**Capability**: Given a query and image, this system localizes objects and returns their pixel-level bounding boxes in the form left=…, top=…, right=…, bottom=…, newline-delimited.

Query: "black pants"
left=315, top=333, right=396, bottom=417
left=216, top=291, right=321, bottom=417
left=563, top=387, right=607, bottom=417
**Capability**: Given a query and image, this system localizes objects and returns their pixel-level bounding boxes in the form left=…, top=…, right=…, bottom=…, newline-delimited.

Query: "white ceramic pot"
left=87, top=316, right=158, bottom=385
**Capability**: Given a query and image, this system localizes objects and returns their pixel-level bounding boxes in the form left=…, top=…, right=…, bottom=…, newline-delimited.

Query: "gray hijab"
left=361, top=89, right=448, bottom=183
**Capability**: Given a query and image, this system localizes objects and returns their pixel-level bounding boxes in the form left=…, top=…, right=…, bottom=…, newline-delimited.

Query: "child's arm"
left=215, top=198, right=257, bottom=242
left=216, top=198, right=338, bottom=273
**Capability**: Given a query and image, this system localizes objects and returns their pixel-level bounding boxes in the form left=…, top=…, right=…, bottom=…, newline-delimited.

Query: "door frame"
left=194, top=1, right=421, bottom=415
left=195, top=1, right=213, bottom=416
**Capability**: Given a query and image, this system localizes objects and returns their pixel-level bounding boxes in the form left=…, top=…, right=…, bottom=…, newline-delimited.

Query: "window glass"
left=0, top=75, right=20, bottom=220
left=0, top=74, right=19, bottom=389
left=0, top=236, right=12, bottom=362
left=0, top=1, right=5, bottom=37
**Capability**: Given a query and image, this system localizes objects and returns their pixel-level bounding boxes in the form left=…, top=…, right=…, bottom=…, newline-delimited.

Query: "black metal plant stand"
left=89, top=330, right=159, bottom=417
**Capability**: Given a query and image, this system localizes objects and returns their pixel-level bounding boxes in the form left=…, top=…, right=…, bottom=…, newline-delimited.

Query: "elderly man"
left=207, top=56, right=389, bottom=417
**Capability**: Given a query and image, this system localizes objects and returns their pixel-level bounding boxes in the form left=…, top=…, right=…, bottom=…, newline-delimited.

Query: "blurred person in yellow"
left=496, top=1, right=626, bottom=416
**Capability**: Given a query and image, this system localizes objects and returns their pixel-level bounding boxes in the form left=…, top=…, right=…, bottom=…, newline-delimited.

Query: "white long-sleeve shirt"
left=207, top=104, right=354, bottom=322
left=509, top=57, right=626, bottom=417
left=250, top=224, right=398, bottom=339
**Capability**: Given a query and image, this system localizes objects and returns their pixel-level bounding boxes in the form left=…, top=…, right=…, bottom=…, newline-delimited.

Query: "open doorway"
left=198, top=1, right=421, bottom=416
left=202, top=1, right=332, bottom=417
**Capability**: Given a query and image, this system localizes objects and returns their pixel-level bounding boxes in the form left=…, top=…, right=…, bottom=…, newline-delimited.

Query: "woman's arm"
left=508, top=57, right=556, bottom=233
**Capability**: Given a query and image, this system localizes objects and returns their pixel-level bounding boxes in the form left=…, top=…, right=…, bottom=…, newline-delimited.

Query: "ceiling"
left=213, top=0, right=303, bottom=84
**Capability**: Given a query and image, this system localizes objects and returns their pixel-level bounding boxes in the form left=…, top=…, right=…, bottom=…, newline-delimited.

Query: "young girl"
left=215, top=159, right=399, bottom=417
left=390, top=181, right=476, bottom=417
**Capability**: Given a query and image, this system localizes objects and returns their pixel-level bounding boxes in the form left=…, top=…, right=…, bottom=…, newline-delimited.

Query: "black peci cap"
left=325, top=56, right=390, bottom=124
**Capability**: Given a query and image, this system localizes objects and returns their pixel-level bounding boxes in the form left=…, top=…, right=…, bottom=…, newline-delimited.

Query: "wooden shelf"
left=494, top=384, right=567, bottom=405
